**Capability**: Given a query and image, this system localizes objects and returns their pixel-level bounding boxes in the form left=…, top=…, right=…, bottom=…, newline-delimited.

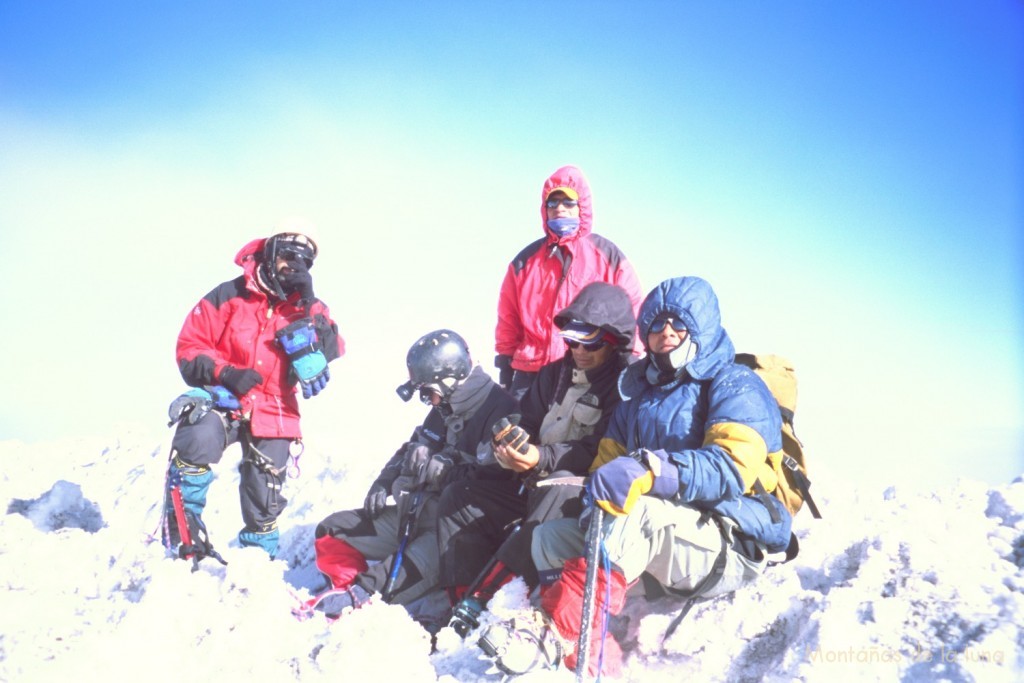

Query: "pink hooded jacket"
left=495, top=165, right=643, bottom=373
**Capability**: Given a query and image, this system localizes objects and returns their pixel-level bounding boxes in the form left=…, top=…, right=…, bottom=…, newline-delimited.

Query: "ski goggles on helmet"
left=395, top=379, right=455, bottom=404
left=649, top=316, right=688, bottom=334
left=265, top=233, right=317, bottom=269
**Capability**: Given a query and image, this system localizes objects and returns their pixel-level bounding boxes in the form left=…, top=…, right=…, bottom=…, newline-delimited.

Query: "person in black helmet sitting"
left=301, top=329, right=517, bottom=630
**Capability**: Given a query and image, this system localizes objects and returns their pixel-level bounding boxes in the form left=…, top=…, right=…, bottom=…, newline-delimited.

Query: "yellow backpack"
left=735, top=353, right=822, bottom=520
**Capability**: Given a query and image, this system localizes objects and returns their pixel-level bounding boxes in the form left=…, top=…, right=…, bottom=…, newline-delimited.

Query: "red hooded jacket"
left=176, top=238, right=345, bottom=438
left=495, top=165, right=643, bottom=373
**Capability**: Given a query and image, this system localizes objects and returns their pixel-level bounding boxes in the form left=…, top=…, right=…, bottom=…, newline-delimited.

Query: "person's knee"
left=531, top=518, right=584, bottom=574
left=437, top=479, right=474, bottom=516
left=171, top=412, right=228, bottom=465
left=315, top=508, right=370, bottom=539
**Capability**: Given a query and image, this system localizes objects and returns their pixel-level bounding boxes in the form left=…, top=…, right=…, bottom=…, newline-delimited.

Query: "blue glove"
left=205, top=385, right=241, bottom=410
left=276, top=318, right=330, bottom=399
left=295, top=355, right=329, bottom=398
left=586, top=449, right=680, bottom=517
left=168, top=386, right=241, bottom=426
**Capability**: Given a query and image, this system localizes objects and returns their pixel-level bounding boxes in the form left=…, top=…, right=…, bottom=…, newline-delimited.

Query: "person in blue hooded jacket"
left=479, top=276, right=793, bottom=679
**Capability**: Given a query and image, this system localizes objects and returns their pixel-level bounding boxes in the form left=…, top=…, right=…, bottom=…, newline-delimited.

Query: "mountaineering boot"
left=448, top=559, right=518, bottom=637
left=477, top=609, right=565, bottom=676
left=238, top=524, right=280, bottom=558
left=449, top=595, right=485, bottom=638
left=310, top=584, right=373, bottom=620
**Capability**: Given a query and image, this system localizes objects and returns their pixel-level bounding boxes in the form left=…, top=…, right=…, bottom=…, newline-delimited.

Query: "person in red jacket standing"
left=165, top=222, right=345, bottom=560
left=495, top=165, right=643, bottom=397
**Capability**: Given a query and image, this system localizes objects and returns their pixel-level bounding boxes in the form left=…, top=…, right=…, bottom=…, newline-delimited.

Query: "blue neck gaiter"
left=547, top=217, right=580, bottom=238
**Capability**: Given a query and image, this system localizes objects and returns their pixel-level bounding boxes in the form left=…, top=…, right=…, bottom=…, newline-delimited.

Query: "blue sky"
left=1, top=1, right=1021, bottom=491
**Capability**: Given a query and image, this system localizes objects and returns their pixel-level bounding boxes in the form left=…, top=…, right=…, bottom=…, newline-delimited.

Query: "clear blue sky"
left=1, top=1, right=1021, bottom=491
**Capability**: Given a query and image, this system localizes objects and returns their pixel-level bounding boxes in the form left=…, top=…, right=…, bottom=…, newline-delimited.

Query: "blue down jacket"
left=592, top=276, right=792, bottom=552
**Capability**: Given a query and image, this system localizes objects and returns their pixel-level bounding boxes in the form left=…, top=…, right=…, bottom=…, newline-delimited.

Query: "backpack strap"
left=782, top=454, right=822, bottom=519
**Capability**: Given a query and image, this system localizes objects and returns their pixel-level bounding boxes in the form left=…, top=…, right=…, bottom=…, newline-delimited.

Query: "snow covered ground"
left=1, top=423, right=1021, bottom=682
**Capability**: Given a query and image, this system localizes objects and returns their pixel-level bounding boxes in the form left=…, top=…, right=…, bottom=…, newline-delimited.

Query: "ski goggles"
left=267, top=233, right=317, bottom=269
left=417, top=384, right=445, bottom=405
left=565, top=339, right=608, bottom=352
left=649, top=316, right=688, bottom=334
left=545, top=197, right=579, bottom=209
left=395, top=379, right=451, bottom=404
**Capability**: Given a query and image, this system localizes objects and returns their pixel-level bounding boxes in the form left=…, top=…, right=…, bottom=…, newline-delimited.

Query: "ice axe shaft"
left=576, top=505, right=604, bottom=681
left=382, top=488, right=424, bottom=601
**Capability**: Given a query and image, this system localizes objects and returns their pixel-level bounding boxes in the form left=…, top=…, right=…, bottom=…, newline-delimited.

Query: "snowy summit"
left=0, top=426, right=1021, bottom=682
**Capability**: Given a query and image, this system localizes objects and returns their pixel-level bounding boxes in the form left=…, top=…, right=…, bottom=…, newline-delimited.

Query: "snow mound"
left=0, top=431, right=1021, bottom=682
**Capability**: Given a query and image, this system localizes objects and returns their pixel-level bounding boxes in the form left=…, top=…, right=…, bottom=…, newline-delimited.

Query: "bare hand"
left=494, top=441, right=540, bottom=473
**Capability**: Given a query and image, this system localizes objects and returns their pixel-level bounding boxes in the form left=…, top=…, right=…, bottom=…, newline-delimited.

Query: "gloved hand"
left=218, top=366, right=265, bottom=397
left=419, top=452, right=455, bottom=489
left=206, top=385, right=241, bottom=410
left=401, top=443, right=433, bottom=477
left=495, top=354, right=513, bottom=390
left=168, top=388, right=214, bottom=426
left=297, top=364, right=329, bottom=398
left=363, top=479, right=390, bottom=518
left=275, top=318, right=330, bottom=399
left=586, top=449, right=680, bottom=516
left=278, top=267, right=315, bottom=306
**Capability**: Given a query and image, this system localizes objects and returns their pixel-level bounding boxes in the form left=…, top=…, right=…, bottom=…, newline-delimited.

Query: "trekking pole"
left=382, top=488, right=424, bottom=602
left=576, top=505, right=604, bottom=682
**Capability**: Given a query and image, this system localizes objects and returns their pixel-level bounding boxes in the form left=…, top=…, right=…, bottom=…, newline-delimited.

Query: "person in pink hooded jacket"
left=495, top=165, right=643, bottom=397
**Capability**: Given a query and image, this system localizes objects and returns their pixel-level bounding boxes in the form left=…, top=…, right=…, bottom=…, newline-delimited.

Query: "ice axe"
left=575, top=503, right=604, bottom=682
left=382, top=486, right=425, bottom=602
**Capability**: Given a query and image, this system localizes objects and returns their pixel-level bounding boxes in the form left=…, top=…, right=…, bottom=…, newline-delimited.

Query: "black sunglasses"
left=650, top=317, right=688, bottom=334
left=566, top=339, right=607, bottom=352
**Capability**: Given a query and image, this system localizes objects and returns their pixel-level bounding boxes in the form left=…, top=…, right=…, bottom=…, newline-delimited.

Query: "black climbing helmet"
left=396, top=329, right=472, bottom=403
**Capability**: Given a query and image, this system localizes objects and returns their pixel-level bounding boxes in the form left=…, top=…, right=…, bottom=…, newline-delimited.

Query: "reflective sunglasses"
left=545, top=197, right=579, bottom=209
left=566, top=339, right=607, bottom=352
left=649, top=317, right=688, bottom=334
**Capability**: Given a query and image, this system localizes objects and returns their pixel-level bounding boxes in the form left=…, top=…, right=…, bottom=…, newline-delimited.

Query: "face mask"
left=547, top=217, right=580, bottom=238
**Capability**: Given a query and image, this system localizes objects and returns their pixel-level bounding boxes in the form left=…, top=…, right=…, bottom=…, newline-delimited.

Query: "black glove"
left=419, top=452, right=455, bottom=489
left=401, top=443, right=433, bottom=477
left=495, top=354, right=514, bottom=390
left=218, top=366, right=264, bottom=397
left=277, top=260, right=315, bottom=305
left=363, top=480, right=390, bottom=518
